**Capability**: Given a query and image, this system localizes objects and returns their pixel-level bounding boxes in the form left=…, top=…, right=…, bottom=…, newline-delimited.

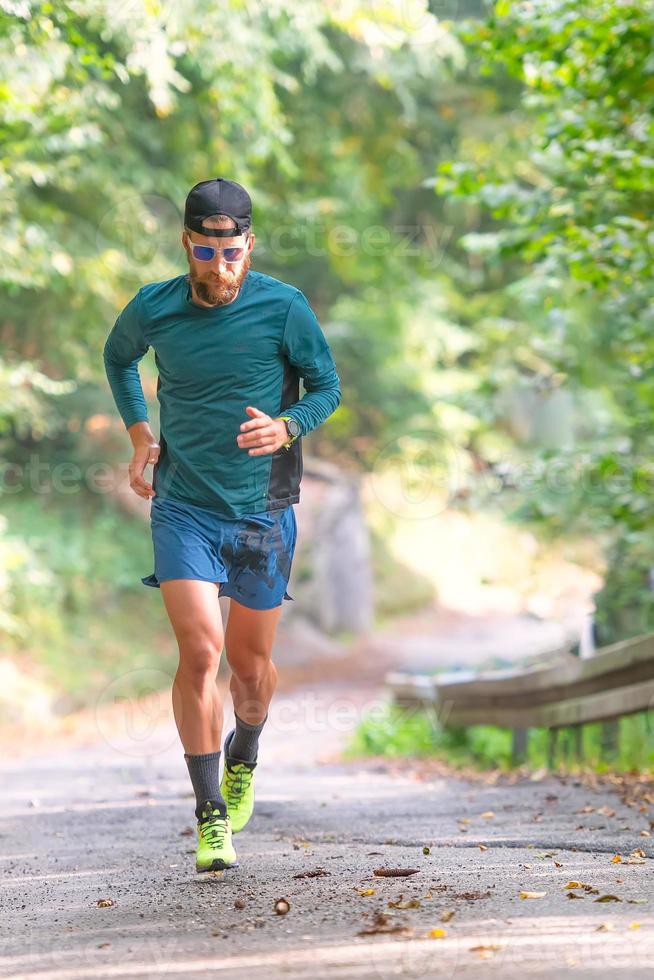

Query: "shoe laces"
left=224, top=762, right=254, bottom=803
left=198, top=806, right=229, bottom=847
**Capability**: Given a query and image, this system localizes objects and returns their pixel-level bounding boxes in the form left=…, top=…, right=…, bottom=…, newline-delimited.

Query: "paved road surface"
left=2, top=681, right=654, bottom=979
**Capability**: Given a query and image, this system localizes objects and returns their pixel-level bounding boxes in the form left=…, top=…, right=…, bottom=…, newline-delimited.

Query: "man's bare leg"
left=224, top=598, right=283, bottom=730
left=159, top=579, right=225, bottom=754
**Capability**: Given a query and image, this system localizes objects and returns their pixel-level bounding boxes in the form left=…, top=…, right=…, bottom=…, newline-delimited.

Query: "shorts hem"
left=141, top=573, right=227, bottom=589
left=218, top=587, right=294, bottom=610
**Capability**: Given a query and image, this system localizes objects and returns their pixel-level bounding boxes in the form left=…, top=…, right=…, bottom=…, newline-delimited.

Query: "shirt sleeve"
left=280, top=291, right=341, bottom=437
left=103, top=290, right=151, bottom=429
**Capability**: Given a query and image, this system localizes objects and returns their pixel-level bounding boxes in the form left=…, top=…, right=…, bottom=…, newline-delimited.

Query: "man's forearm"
left=282, top=382, right=341, bottom=437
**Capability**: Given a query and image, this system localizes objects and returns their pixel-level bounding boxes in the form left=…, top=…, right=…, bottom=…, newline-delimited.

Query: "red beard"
left=189, top=253, right=251, bottom=306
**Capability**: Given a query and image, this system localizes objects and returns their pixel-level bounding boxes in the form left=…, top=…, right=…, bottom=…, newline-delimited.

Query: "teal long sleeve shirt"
left=103, top=270, right=341, bottom=517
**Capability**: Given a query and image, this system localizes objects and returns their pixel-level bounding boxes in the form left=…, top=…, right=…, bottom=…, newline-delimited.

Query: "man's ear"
left=247, top=232, right=256, bottom=252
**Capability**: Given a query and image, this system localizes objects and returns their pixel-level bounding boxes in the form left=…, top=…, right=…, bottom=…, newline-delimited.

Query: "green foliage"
left=348, top=702, right=654, bottom=773
left=435, top=0, right=654, bottom=640
left=1, top=493, right=177, bottom=708
left=0, top=0, right=472, bottom=458
left=345, top=701, right=515, bottom=768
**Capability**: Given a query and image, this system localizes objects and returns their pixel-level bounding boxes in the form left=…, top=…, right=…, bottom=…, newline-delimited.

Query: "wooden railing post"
left=548, top=727, right=558, bottom=769
left=511, top=727, right=528, bottom=765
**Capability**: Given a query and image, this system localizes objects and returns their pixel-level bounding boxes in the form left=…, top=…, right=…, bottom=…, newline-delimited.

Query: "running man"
left=103, top=177, right=341, bottom=871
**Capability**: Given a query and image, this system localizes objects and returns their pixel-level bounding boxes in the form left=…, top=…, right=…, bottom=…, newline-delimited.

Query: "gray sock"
left=228, top=712, right=268, bottom=764
left=184, top=750, right=226, bottom=820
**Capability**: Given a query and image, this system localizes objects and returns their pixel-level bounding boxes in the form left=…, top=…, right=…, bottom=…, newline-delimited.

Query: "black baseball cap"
left=184, top=177, right=252, bottom=238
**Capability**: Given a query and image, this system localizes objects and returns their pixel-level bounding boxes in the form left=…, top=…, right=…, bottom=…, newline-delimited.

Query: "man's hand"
left=237, top=406, right=290, bottom=456
left=129, top=441, right=160, bottom=499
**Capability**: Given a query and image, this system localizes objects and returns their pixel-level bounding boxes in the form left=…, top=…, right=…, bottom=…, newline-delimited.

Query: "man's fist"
left=236, top=406, right=290, bottom=456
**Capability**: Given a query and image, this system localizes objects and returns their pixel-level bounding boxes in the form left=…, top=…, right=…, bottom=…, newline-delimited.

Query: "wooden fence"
left=386, top=632, right=654, bottom=765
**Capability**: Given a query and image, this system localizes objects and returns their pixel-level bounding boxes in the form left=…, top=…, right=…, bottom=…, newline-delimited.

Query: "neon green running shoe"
left=220, top=729, right=257, bottom=834
left=195, top=801, right=238, bottom=872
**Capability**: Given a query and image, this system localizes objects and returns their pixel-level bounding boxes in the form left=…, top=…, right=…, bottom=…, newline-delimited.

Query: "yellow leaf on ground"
left=428, top=928, right=447, bottom=939
left=520, top=891, right=546, bottom=899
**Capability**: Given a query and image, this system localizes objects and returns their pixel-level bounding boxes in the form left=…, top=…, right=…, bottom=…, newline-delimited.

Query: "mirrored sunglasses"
left=190, top=241, right=247, bottom=263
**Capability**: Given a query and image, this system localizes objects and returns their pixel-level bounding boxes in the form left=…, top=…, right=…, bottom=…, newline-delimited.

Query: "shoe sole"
left=231, top=815, right=253, bottom=834
left=196, top=858, right=239, bottom=872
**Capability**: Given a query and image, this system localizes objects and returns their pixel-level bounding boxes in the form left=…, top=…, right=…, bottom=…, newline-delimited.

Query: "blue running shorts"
left=141, top=494, right=297, bottom=611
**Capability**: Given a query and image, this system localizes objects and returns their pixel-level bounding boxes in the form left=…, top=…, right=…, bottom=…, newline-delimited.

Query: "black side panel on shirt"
left=265, top=354, right=303, bottom=511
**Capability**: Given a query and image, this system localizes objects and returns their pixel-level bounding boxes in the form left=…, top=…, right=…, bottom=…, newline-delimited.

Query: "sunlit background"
left=2, top=0, right=652, bottom=770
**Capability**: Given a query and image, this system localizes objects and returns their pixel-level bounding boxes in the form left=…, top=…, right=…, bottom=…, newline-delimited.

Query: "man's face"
left=182, top=221, right=255, bottom=306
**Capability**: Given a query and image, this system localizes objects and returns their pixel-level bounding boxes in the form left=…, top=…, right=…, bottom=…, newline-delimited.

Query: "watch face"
left=287, top=418, right=301, bottom=438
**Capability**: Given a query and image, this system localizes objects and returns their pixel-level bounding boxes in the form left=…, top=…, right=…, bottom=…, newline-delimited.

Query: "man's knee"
left=177, top=632, right=224, bottom=684
left=226, top=645, right=274, bottom=686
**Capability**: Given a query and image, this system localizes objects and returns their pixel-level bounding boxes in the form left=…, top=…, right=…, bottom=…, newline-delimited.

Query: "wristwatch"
left=277, top=415, right=301, bottom=449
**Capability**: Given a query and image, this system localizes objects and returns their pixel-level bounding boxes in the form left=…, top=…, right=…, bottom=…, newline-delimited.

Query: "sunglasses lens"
left=192, top=244, right=215, bottom=261
left=222, top=247, right=245, bottom=263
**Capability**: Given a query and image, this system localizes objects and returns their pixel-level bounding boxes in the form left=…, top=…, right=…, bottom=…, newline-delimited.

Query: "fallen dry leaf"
left=478, top=844, right=488, bottom=851
left=357, top=912, right=412, bottom=937
left=611, top=855, right=622, bottom=864
left=388, top=898, right=421, bottom=910
left=630, top=922, right=642, bottom=929
left=96, top=898, right=114, bottom=908
left=356, top=888, right=376, bottom=897
left=292, top=867, right=331, bottom=879
left=594, top=895, right=621, bottom=903
left=373, top=867, right=420, bottom=878
left=595, top=923, right=613, bottom=932
left=520, top=891, right=546, bottom=900
left=480, top=811, right=495, bottom=819
left=440, top=910, right=455, bottom=922
left=427, top=927, right=447, bottom=939
left=470, top=944, right=504, bottom=957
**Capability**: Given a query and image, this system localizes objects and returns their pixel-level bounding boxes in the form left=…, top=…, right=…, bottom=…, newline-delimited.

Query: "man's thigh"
left=160, top=579, right=225, bottom=653
left=224, top=598, right=283, bottom=666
